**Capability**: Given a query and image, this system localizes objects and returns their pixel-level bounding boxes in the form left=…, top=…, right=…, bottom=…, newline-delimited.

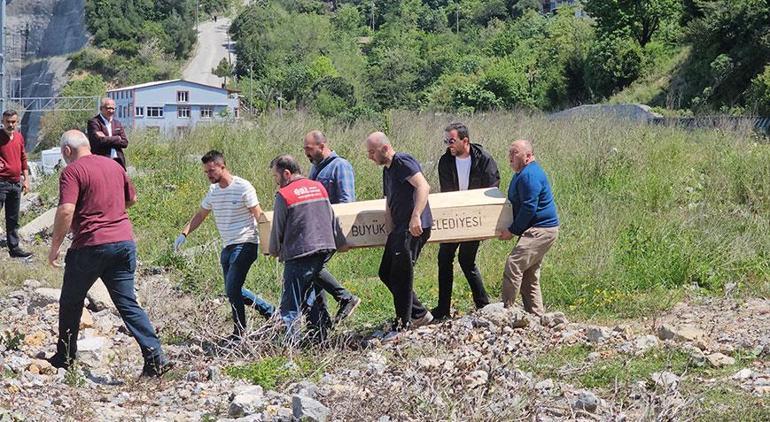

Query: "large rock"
left=478, top=303, right=528, bottom=328
left=633, top=335, right=660, bottom=353
left=657, top=324, right=707, bottom=342
left=706, top=352, right=735, bottom=368
left=228, top=385, right=265, bottom=418
left=651, top=371, right=680, bottom=390
left=18, top=208, right=56, bottom=241
left=586, top=326, right=612, bottom=343
left=32, top=288, right=61, bottom=305
left=573, top=390, right=599, bottom=413
left=292, top=394, right=330, bottom=422
left=86, top=280, right=113, bottom=312
left=19, top=193, right=42, bottom=214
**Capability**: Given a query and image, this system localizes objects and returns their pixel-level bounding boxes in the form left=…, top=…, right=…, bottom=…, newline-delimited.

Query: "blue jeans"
left=221, top=242, right=275, bottom=335
left=280, top=253, right=331, bottom=344
left=58, top=241, right=165, bottom=365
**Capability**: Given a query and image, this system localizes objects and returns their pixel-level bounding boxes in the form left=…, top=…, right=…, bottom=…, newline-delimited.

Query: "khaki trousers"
left=502, top=226, right=559, bottom=316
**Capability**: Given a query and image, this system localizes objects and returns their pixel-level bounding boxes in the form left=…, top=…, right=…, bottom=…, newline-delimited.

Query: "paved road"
left=182, top=18, right=234, bottom=87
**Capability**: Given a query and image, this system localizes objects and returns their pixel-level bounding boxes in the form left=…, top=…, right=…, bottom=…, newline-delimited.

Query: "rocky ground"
left=1, top=263, right=769, bottom=421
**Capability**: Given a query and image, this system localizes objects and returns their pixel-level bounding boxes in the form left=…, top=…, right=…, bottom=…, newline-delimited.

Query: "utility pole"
left=370, top=1, right=375, bottom=31
left=196, top=0, right=200, bottom=30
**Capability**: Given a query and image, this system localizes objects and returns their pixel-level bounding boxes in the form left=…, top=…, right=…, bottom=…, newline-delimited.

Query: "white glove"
left=174, top=234, right=187, bottom=251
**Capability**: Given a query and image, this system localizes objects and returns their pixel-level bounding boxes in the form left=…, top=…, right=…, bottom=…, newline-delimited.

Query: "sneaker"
left=430, top=307, right=450, bottom=321
left=411, top=311, right=434, bottom=328
left=9, top=248, right=32, bottom=258
left=141, top=359, right=175, bottom=377
left=334, top=296, right=361, bottom=323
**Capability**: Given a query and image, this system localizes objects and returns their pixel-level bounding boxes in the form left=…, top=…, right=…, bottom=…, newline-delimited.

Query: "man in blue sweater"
left=498, top=139, right=559, bottom=316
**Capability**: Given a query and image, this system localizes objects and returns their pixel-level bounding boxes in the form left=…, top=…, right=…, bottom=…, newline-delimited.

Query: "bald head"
left=304, top=130, right=331, bottom=164
left=365, top=131, right=394, bottom=166
left=366, top=131, right=390, bottom=147
left=511, top=139, right=533, bottom=154
left=60, top=130, right=91, bottom=164
left=509, top=139, right=535, bottom=172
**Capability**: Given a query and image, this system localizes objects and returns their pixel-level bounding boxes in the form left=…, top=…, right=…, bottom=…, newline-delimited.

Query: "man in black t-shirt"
left=365, top=132, right=434, bottom=337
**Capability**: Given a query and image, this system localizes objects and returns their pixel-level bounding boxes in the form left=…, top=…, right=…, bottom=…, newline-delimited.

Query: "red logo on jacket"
left=279, top=178, right=329, bottom=207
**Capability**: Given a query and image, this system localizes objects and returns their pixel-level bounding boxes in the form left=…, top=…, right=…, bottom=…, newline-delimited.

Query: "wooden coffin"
left=258, top=187, right=513, bottom=252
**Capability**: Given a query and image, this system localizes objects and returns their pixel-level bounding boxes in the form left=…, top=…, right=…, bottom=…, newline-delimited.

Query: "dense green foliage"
left=224, top=0, right=770, bottom=118
left=69, top=0, right=201, bottom=84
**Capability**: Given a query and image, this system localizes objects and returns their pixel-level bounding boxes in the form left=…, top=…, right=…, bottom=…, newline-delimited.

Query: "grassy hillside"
left=32, top=112, right=770, bottom=325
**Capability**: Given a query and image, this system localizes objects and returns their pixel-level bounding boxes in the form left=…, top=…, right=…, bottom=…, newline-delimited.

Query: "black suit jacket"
left=87, top=114, right=128, bottom=169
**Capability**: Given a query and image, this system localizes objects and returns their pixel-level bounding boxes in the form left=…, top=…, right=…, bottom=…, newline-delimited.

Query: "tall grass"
left=35, top=111, right=770, bottom=322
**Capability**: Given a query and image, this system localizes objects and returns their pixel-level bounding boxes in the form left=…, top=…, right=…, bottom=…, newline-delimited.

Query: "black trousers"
left=314, top=252, right=355, bottom=304
left=378, top=228, right=431, bottom=328
left=0, top=180, right=22, bottom=251
left=436, top=241, right=490, bottom=315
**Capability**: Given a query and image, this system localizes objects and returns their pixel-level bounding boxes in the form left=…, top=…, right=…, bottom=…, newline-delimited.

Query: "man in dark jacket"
left=87, top=98, right=129, bottom=169
left=433, top=122, right=500, bottom=320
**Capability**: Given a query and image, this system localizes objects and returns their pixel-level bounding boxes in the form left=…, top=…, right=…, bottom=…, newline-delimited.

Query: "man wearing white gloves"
left=175, top=150, right=275, bottom=340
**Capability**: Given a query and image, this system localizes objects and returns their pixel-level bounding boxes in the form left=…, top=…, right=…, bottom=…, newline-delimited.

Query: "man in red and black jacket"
left=269, top=154, right=347, bottom=345
left=433, top=122, right=500, bottom=319
left=0, top=110, right=32, bottom=258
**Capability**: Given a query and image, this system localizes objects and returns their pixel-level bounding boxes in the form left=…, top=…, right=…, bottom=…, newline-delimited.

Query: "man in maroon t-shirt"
left=0, top=110, right=32, bottom=258
left=46, top=130, right=171, bottom=377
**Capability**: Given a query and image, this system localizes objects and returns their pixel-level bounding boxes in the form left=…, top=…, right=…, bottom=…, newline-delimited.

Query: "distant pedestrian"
left=175, top=151, right=275, bottom=341
left=365, top=132, right=433, bottom=340
left=433, top=122, right=499, bottom=320
left=498, top=139, right=559, bottom=316
left=303, top=130, right=360, bottom=323
left=268, top=154, right=347, bottom=345
left=87, top=98, right=129, bottom=169
left=47, top=130, right=172, bottom=377
left=0, top=110, right=32, bottom=258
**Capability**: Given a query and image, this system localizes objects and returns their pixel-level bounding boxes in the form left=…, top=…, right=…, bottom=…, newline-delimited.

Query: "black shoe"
left=47, top=353, right=73, bottom=370
left=430, top=307, right=450, bottom=321
left=9, top=248, right=32, bottom=258
left=141, top=359, right=175, bottom=377
left=334, top=296, right=361, bottom=323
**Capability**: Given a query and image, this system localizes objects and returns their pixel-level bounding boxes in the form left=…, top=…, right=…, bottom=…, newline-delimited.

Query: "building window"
left=176, top=126, right=190, bottom=138
left=177, top=91, right=189, bottom=103
left=178, top=106, right=191, bottom=118
left=135, top=107, right=144, bottom=117
left=147, top=107, right=164, bottom=118
left=200, top=106, right=213, bottom=118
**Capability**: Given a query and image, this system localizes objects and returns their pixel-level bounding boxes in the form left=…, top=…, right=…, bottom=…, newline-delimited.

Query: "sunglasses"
left=443, top=137, right=459, bottom=145
left=103, top=106, right=115, bottom=110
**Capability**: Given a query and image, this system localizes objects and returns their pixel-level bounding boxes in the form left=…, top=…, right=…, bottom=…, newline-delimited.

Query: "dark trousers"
left=280, top=253, right=332, bottom=344
left=378, top=228, right=431, bottom=329
left=314, top=252, right=354, bottom=304
left=0, top=180, right=22, bottom=251
left=220, top=242, right=275, bottom=335
left=57, top=241, right=164, bottom=365
left=436, top=241, right=490, bottom=315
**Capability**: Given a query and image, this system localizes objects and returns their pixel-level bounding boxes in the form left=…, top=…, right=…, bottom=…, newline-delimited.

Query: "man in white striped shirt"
left=175, top=150, right=275, bottom=340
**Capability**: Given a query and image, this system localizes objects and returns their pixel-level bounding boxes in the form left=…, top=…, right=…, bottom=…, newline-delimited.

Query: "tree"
left=584, top=0, right=681, bottom=47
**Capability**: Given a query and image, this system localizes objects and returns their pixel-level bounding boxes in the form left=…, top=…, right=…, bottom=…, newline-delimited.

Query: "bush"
left=585, top=32, right=646, bottom=99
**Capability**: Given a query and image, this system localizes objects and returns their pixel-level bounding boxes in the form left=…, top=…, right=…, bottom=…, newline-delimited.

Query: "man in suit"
left=87, top=98, right=129, bottom=169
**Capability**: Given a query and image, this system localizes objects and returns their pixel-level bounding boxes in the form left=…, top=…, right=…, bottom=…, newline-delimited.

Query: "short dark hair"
left=201, top=150, right=225, bottom=165
left=445, top=122, right=469, bottom=142
left=2, top=110, right=18, bottom=119
left=270, top=154, right=302, bottom=175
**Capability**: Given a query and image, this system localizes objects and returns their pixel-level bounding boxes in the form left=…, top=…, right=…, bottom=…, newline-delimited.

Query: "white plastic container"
left=40, top=147, right=64, bottom=175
